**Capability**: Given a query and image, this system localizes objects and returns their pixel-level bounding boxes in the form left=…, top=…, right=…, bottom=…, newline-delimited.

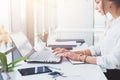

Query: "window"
left=55, top=0, right=94, bottom=46
left=34, top=0, right=94, bottom=46
left=0, top=0, right=11, bottom=32
left=34, top=0, right=57, bottom=46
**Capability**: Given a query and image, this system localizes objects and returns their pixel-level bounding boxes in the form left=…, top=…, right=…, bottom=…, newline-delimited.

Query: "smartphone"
left=18, top=66, right=52, bottom=76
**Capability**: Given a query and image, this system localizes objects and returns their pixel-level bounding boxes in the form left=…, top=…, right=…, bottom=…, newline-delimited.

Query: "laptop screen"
left=10, top=32, right=33, bottom=57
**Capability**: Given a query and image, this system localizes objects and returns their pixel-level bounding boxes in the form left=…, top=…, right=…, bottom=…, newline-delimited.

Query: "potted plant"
left=0, top=52, right=27, bottom=79
left=0, top=26, right=27, bottom=79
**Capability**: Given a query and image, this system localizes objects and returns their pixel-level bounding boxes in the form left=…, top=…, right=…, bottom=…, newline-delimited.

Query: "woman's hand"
left=53, top=48, right=71, bottom=57
left=65, top=52, right=87, bottom=62
left=53, top=48, right=69, bottom=54
left=53, top=48, right=83, bottom=61
left=64, top=51, right=82, bottom=61
left=53, top=48, right=84, bottom=54
left=72, top=50, right=84, bottom=54
left=53, top=48, right=85, bottom=60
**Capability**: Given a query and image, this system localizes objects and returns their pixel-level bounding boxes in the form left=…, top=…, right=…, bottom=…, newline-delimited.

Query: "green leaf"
left=7, top=57, right=27, bottom=66
left=0, top=51, right=27, bottom=72
left=7, top=68, right=14, bottom=72
left=8, top=64, right=21, bottom=70
left=0, top=52, right=8, bottom=72
left=0, top=52, right=27, bottom=72
left=7, top=64, right=21, bottom=72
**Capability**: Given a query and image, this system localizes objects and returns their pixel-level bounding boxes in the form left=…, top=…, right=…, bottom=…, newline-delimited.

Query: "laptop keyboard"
left=28, top=50, right=61, bottom=63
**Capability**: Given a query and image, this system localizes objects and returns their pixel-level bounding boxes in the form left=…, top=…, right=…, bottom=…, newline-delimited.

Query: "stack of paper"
left=56, top=38, right=85, bottom=43
left=47, top=41, right=77, bottom=49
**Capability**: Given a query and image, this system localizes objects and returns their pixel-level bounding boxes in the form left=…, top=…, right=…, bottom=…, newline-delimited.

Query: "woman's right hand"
left=53, top=49, right=84, bottom=61
left=53, top=48, right=85, bottom=57
left=53, top=48, right=70, bottom=56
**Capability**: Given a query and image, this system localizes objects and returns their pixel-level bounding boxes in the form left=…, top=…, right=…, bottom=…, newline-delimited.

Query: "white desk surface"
left=2, top=58, right=107, bottom=80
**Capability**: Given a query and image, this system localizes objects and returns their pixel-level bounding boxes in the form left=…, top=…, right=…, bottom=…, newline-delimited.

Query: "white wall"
left=57, top=0, right=94, bottom=29
left=56, top=0, right=94, bottom=45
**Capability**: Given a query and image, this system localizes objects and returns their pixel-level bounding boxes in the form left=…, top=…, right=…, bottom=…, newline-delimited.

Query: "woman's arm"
left=64, top=51, right=97, bottom=64
left=79, top=55, right=97, bottom=64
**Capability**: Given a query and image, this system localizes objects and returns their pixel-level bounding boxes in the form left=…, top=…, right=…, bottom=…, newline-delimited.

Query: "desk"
left=2, top=58, right=107, bottom=80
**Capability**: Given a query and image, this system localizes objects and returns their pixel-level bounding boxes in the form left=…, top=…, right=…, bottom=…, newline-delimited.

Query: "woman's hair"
left=101, top=0, right=120, bottom=25
left=102, top=0, right=120, bottom=26
left=109, top=0, right=120, bottom=7
left=101, top=0, right=106, bottom=15
left=102, top=0, right=120, bottom=14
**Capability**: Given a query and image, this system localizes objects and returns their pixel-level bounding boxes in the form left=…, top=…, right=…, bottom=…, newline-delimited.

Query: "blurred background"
left=0, top=0, right=112, bottom=60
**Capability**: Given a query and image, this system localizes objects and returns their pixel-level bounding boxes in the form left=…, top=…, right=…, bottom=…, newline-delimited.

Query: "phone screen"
left=18, top=66, right=52, bottom=76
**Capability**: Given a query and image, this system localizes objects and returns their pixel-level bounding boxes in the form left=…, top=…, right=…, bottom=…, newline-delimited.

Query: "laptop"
left=10, top=32, right=62, bottom=63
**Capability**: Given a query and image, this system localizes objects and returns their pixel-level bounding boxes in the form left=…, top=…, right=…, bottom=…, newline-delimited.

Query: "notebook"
left=10, top=32, right=62, bottom=63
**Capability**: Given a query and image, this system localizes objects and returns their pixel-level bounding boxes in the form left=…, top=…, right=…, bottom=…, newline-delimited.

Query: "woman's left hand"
left=63, top=51, right=83, bottom=61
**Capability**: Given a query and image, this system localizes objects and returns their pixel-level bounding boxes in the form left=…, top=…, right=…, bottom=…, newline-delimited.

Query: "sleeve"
left=89, top=43, right=101, bottom=56
left=96, top=38, right=120, bottom=69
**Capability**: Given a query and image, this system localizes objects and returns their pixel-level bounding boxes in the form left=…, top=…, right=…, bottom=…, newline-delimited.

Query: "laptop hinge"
left=25, top=48, right=35, bottom=58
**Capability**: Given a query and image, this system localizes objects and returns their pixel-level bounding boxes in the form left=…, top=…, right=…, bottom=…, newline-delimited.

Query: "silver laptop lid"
left=10, top=32, right=33, bottom=57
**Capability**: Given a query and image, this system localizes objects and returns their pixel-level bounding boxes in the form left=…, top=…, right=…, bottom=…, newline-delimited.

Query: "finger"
left=53, top=50, right=66, bottom=55
left=62, top=48, right=69, bottom=52
left=54, top=49, right=68, bottom=53
left=53, top=48, right=62, bottom=52
left=63, top=52, right=71, bottom=57
left=53, top=48, right=60, bottom=51
left=53, top=49, right=69, bottom=55
left=56, top=53, right=67, bottom=57
left=53, top=51, right=59, bottom=55
left=65, top=52, right=78, bottom=60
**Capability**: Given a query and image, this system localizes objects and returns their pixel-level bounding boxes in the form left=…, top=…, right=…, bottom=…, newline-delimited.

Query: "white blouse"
left=89, top=16, right=120, bottom=69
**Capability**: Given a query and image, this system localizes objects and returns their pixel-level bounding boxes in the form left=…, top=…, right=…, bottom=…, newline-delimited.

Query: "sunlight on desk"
left=1, top=58, right=107, bottom=80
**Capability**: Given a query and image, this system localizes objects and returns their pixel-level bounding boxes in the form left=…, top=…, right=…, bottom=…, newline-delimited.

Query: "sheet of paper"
left=68, top=59, right=84, bottom=65
left=48, top=41, right=77, bottom=45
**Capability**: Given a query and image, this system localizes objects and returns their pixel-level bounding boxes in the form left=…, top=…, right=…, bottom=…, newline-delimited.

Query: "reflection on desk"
left=0, top=73, right=3, bottom=80
left=2, top=58, right=107, bottom=80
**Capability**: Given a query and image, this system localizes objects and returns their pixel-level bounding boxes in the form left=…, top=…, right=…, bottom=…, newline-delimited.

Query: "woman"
left=53, top=0, right=120, bottom=80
